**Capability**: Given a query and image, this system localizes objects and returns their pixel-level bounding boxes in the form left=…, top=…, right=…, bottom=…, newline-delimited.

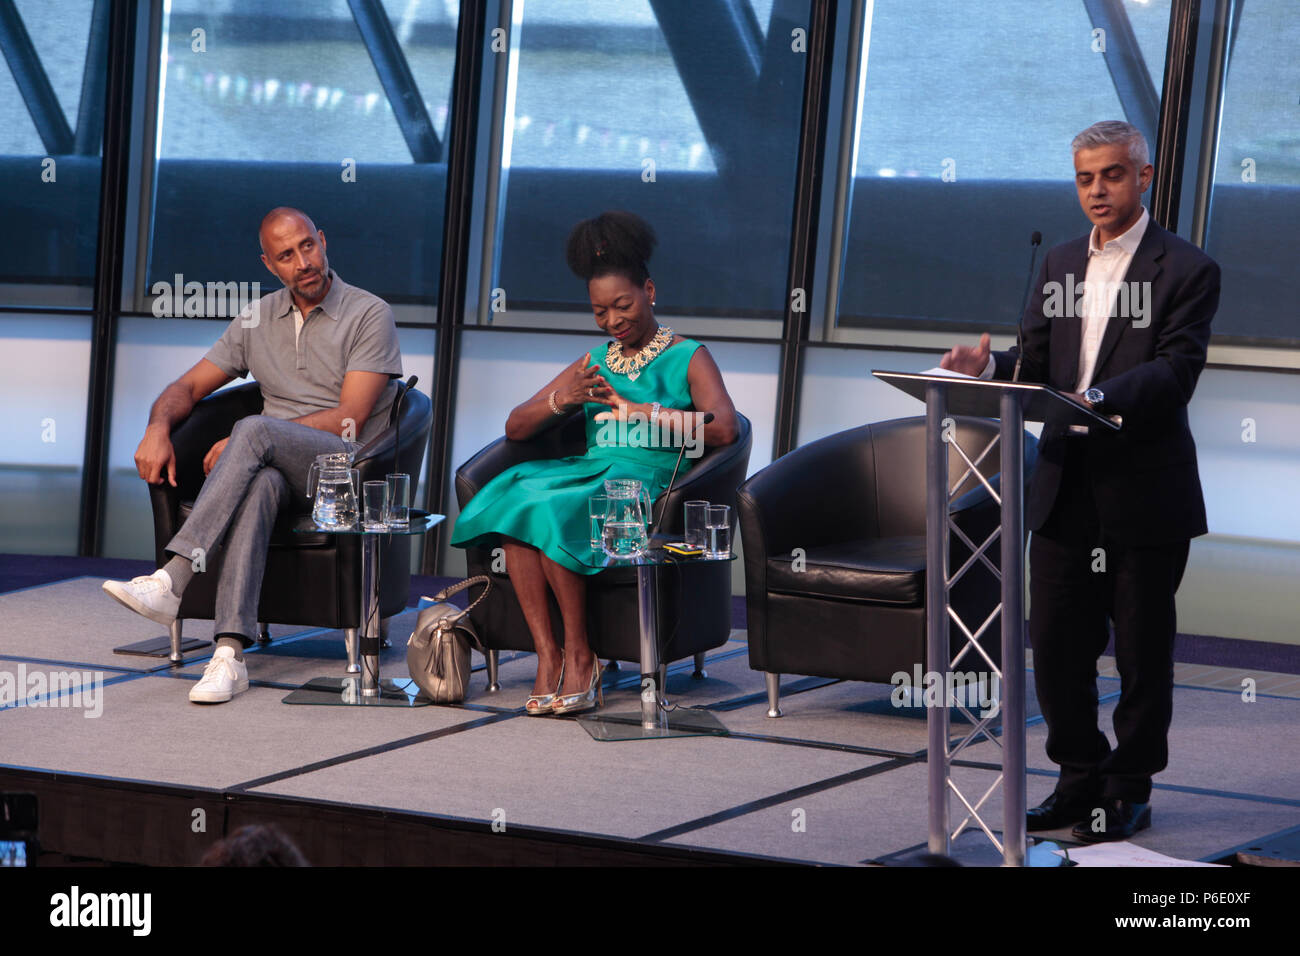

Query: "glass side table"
left=558, top=534, right=736, bottom=741
left=283, top=509, right=444, bottom=707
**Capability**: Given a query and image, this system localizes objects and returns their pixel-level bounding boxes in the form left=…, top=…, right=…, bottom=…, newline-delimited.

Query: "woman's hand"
left=505, top=352, right=610, bottom=441
left=590, top=383, right=648, bottom=422
left=556, top=352, right=613, bottom=410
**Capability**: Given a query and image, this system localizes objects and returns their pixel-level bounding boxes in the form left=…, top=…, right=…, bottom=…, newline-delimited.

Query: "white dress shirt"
left=1074, top=207, right=1149, bottom=391
left=979, top=207, right=1150, bottom=393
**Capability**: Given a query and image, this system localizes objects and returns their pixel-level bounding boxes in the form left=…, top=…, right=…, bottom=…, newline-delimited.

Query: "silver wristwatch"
left=1084, top=387, right=1105, bottom=409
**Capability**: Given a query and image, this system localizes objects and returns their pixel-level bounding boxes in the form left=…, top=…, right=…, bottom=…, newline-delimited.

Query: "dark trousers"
left=1028, top=439, right=1190, bottom=804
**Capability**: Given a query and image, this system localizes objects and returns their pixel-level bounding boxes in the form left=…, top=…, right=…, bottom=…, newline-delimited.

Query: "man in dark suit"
left=940, top=121, right=1220, bottom=842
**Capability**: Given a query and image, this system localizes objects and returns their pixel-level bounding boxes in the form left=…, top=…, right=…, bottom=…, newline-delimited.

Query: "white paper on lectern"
left=918, top=367, right=976, bottom=379
left=1053, top=842, right=1225, bottom=867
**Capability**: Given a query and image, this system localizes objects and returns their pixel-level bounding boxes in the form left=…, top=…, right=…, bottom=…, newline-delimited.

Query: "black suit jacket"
left=992, top=219, right=1220, bottom=545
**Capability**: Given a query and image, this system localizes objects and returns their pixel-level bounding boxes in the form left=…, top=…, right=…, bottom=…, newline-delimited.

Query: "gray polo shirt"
left=205, top=272, right=403, bottom=443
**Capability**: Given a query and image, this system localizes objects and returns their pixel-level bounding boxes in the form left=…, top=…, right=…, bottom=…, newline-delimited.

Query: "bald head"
left=259, top=206, right=331, bottom=307
left=259, top=207, right=318, bottom=255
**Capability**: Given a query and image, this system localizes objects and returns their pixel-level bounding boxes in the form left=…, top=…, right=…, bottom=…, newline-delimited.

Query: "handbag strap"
left=428, top=574, right=493, bottom=618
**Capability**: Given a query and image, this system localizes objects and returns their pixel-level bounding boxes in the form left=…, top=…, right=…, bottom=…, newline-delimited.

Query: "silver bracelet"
left=650, top=402, right=662, bottom=429
left=548, top=390, right=564, bottom=416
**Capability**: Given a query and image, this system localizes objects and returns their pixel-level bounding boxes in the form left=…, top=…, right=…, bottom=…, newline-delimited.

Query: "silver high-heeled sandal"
left=525, top=662, right=564, bottom=716
left=551, top=658, right=603, bottom=716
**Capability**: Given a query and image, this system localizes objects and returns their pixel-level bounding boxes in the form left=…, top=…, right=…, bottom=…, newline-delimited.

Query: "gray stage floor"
left=2, top=577, right=1297, bottom=866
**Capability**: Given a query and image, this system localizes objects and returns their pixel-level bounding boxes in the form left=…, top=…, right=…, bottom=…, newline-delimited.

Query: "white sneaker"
left=102, top=569, right=180, bottom=626
left=189, top=646, right=249, bottom=703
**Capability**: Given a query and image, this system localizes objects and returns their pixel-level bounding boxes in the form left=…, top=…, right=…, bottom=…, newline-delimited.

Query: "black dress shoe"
left=1070, top=799, right=1152, bottom=843
left=1026, top=791, right=1099, bottom=831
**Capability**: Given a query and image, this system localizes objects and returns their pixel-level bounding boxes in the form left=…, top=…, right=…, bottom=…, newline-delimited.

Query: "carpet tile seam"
left=637, top=757, right=915, bottom=843
left=225, top=710, right=521, bottom=792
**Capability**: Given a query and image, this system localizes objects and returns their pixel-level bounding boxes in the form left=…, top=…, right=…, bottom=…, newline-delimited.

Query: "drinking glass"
left=706, top=504, right=731, bottom=558
left=362, top=481, right=389, bottom=531
left=588, top=495, right=609, bottom=551
left=386, top=473, right=410, bottom=529
left=684, top=500, right=709, bottom=549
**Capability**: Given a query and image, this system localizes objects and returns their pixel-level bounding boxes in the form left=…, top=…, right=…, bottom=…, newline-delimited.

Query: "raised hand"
left=939, top=332, right=992, bottom=377
left=591, top=381, right=633, bottom=421
left=556, top=352, right=613, bottom=408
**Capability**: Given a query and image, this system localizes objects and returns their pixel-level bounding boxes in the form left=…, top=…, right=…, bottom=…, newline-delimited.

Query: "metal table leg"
left=636, top=564, right=664, bottom=730
left=574, top=560, right=728, bottom=741
left=282, top=531, right=429, bottom=707
left=361, top=533, right=381, bottom=697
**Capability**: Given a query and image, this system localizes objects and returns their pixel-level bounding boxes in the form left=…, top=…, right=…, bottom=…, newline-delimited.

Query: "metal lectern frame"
left=874, top=371, right=1118, bottom=866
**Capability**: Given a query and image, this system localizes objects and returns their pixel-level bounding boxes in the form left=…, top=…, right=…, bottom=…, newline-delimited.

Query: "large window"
left=0, top=0, right=105, bottom=553
left=0, top=315, right=92, bottom=554
left=1, top=0, right=1296, bottom=569
left=145, top=0, right=459, bottom=310
left=486, top=0, right=810, bottom=334
left=0, top=0, right=107, bottom=308
left=1203, top=0, right=1300, bottom=342
left=833, top=0, right=1171, bottom=335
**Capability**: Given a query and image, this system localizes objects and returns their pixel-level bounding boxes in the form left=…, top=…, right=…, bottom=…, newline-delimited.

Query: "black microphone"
left=650, top=411, right=714, bottom=540
left=391, top=374, right=417, bottom=476
left=1012, top=231, right=1042, bottom=383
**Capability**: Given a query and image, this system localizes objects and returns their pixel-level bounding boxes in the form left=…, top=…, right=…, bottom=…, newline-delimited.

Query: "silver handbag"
left=406, top=576, right=491, bottom=704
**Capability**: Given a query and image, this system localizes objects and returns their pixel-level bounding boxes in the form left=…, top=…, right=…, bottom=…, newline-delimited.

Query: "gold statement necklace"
left=605, top=325, right=674, bottom=381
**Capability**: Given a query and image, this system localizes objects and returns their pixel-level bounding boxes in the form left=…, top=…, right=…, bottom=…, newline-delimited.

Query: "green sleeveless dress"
left=451, top=339, right=702, bottom=575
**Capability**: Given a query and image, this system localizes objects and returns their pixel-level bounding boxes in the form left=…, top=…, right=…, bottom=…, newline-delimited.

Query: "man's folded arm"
left=291, top=369, right=393, bottom=437
left=293, top=299, right=402, bottom=437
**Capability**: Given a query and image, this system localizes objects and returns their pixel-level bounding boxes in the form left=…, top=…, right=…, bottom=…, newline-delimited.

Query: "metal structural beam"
left=347, top=0, right=442, bottom=163
left=649, top=0, right=762, bottom=176
left=79, top=0, right=138, bottom=556
left=1083, top=0, right=1161, bottom=150
left=0, top=0, right=75, bottom=154
left=74, top=0, right=111, bottom=156
left=422, top=1, right=487, bottom=573
left=773, top=0, right=836, bottom=461
left=1151, top=0, right=1202, bottom=231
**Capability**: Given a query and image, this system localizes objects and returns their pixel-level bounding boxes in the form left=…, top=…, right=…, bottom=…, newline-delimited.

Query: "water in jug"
left=306, top=453, right=360, bottom=530
left=601, top=478, right=652, bottom=558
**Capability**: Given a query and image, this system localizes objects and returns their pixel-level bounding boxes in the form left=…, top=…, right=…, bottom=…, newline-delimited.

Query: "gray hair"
left=1072, top=121, right=1150, bottom=168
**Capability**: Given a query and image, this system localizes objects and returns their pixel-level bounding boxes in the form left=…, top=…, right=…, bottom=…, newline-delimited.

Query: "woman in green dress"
left=451, top=211, right=738, bottom=716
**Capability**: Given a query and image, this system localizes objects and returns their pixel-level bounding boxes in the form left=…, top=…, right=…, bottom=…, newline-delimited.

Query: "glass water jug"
left=306, top=453, right=360, bottom=530
left=602, top=478, right=652, bottom=558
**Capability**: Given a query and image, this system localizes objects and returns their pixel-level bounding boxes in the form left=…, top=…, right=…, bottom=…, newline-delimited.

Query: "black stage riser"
left=0, top=767, right=804, bottom=867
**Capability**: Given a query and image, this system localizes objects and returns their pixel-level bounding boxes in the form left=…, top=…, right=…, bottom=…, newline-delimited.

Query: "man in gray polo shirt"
left=103, top=207, right=403, bottom=704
